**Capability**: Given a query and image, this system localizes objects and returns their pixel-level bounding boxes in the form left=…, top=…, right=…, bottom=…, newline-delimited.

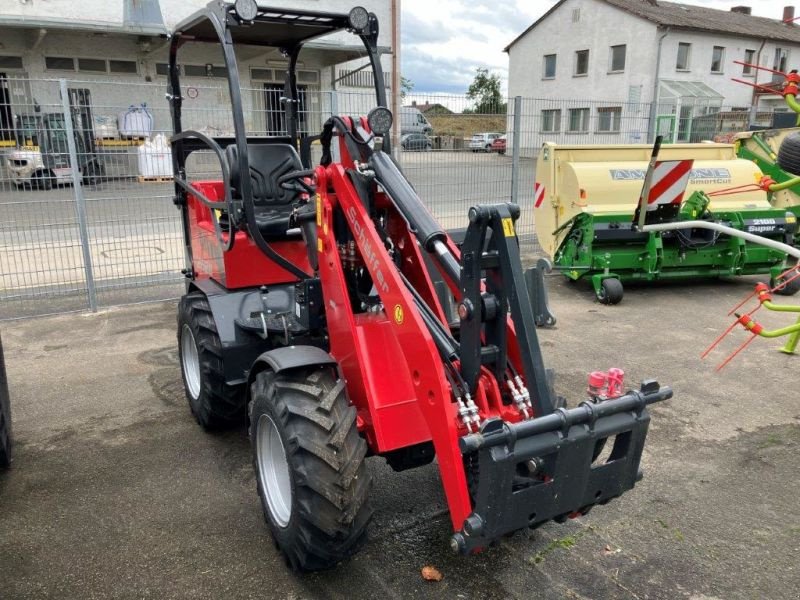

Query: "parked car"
left=401, top=133, right=433, bottom=151
left=490, top=135, right=507, bottom=155
left=470, top=132, right=503, bottom=152
left=400, top=107, right=433, bottom=135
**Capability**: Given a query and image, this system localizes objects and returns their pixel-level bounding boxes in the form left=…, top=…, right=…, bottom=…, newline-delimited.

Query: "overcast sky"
left=401, top=1, right=800, bottom=95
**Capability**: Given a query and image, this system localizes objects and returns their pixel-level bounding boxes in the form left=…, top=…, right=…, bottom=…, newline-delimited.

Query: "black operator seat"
left=226, top=143, right=303, bottom=239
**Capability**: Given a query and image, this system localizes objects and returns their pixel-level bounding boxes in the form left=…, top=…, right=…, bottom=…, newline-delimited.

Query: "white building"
left=505, top=0, right=800, bottom=154
left=0, top=0, right=394, bottom=143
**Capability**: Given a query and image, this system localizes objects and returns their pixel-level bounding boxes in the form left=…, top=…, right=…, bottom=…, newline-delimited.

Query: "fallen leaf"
left=421, top=565, right=443, bottom=582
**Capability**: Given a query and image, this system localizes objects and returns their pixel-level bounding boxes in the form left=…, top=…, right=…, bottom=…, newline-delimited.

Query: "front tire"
left=178, top=292, right=244, bottom=429
left=771, top=272, right=800, bottom=296
left=597, top=278, right=624, bottom=305
left=250, top=367, right=372, bottom=571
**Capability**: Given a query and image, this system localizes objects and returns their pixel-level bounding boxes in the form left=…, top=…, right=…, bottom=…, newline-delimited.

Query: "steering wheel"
left=278, top=169, right=316, bottom=196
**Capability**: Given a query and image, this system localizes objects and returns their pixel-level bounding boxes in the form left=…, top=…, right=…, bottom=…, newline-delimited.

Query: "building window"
left=155, top=63, right=170, bottom=76
left=711, top=46, right=725, bottom=73
left=541, top=109, right=561, bottom=132
left=78, top=58, right=106, bottom=73
left=184, top=64, right=227, bottom=78
left=742, top=49, right=756, bottom=75
left=568, top=107, right=590, bottom=132
left=597, top=107, right=622, bottom=132
left=45, top=56, right=76, bottom=71
left=774, top=47, right=789, bottom=72
left=0, top=56, right=23, bottom=70
left=609, top=44, right=626, bottom=72
left=574, top=50, right=589, bottom=76
left=543, top=54, right=557, bottom=79
left=676, top=43, right=691, bottom=71
left=572, top=8, right=580, bottom=22
left=109, top=60, right=138, bottom=74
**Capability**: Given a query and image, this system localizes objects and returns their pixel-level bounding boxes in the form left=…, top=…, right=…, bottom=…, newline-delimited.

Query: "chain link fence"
left=0, top=75, right=788, bottom=318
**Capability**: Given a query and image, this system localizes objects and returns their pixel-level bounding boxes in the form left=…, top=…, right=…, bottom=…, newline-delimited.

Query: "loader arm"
left=316, top=118, right=673, bottom=552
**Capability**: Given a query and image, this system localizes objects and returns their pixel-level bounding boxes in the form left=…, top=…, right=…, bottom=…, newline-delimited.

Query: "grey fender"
left=246, top=345, right=338, bottom=392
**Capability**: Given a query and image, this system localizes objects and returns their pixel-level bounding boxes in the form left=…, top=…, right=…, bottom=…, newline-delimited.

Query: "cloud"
left=401, top=0, right=551, bottom=92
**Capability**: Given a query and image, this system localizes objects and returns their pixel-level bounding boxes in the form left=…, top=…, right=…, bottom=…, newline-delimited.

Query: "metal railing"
left=0, top=76, right=783, bottom=318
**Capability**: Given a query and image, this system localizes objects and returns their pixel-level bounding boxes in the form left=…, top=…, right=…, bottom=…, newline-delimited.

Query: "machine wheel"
left=177, top=292, right=244, bottom=429
left=771, top=273, right=800, bottom=296
left=33, top=170, right=52, bottom=191
left=597, top=278, right=624, bottom=305
left=249, top=367, right=372, bottom=571
left=83, top=161, right=104, bottom=186
left=0, top=335, right=11, bottom=469
left=777, top=132, right=800, bottom=176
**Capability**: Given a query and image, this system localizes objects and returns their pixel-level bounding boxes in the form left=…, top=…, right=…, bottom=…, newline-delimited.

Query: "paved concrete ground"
left=1, top=275, right=799, bottom=599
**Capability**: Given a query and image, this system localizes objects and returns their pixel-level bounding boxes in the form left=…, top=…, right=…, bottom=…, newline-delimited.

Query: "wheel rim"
left=256, top=414, right=293, bottom=527
left=180, top=324, right=201, bottom=400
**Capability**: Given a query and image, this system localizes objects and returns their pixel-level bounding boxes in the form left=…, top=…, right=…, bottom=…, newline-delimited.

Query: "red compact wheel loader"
left=170, top=1, right=672, bottom=571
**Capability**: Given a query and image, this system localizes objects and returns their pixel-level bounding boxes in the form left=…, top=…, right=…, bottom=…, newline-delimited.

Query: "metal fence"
left=0, top=75, right=788, bottom=318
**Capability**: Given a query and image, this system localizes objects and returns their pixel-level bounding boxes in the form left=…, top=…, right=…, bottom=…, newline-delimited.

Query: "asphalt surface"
left=1, top=275, right=799, bottom=599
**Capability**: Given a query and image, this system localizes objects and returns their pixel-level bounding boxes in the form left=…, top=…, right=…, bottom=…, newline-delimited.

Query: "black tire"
left=771, top=272, right=800, bottom=296
left=33, top=170, right=52, bottom=191
left=83, top=161, right=104, bottom=186
left=777, top=132, right=800, bottom=176
left=177, top=292, right=244, bottom=429
left=249, top=367, right=372, bottom=571
left=597, top=278, right=624, bottom=305
left=0, top=335, right=11, bottom=470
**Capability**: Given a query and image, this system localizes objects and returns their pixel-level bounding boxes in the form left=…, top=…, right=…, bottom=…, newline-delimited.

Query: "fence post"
left=511, top=95, right=522, bottom=204
left=59, top=78, right=97, bottom=312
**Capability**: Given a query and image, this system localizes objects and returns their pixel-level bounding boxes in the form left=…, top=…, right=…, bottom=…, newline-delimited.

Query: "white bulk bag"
left=137, top=134, right=172, bottom=178
left=119, top=104, right=154, bottom=138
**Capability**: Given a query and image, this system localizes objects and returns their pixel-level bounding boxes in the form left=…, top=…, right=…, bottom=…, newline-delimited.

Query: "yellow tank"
left=534, top=142, right=769, bottom=256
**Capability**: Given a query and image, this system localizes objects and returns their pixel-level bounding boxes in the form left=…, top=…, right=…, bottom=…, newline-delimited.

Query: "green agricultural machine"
left=732, top=61, right=800, bottom=245
left=534, top=142, right=798, bottom=304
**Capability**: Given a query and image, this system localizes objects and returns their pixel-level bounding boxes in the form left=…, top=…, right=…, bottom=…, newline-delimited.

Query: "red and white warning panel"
left=534, top=182, right=546, bottom=208
left=646, top=160, right=694, bottom=209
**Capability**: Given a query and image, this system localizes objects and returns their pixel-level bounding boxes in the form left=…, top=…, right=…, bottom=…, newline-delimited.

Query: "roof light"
left=348, top=6, right=370, bottom=32
left=234, top=0, right=258, bottom=22
left=367, top=107, right=393, bottom=137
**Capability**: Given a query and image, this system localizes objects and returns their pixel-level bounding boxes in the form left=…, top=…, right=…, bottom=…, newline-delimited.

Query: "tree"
left=466, top=68, right=505, bottom=114
left=401, top=76, right=414, bottom=100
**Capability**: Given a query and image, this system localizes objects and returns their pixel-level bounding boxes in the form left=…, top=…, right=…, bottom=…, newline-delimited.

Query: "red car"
left=490, top=135, right=507, bottom=154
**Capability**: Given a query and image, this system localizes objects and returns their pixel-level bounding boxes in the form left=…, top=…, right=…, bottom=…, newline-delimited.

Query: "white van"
left=400, top=107, right=433, bottom=135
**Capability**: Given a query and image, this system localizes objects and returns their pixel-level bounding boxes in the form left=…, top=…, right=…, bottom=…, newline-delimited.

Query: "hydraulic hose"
left=642, top=221, right=800, bottom=261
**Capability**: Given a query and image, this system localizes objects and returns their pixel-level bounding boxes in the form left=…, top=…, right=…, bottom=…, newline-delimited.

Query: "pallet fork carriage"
left=169, top=0, right=672, bottom=570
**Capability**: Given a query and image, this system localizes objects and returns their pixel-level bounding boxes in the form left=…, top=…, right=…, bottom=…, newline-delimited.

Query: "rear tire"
left=178, top=292, right=244, bottom=429
left=597, top=278, right=624, bottom=305
left=0, top=335, right=11, bottom=469
left=249, top=367, right=372, bottom=571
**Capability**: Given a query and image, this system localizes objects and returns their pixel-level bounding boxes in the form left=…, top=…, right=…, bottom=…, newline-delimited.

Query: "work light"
left=234, top=0, right=258, bottom=22
left=348, top=6, right=370, bottom=31
left=367, top=107, right=393, bottom=136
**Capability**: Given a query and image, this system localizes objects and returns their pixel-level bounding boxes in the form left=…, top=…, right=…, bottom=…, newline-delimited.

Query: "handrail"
left=171, top=130, right=235, bottom=252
